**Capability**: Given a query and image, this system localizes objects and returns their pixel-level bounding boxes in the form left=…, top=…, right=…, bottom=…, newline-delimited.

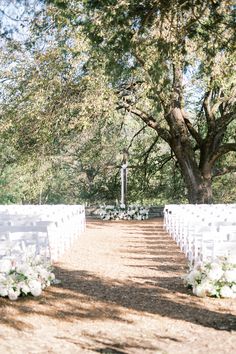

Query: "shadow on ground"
left=0, top=218, right=235, bottom=350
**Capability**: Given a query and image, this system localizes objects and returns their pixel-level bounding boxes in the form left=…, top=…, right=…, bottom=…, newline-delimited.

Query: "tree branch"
left=212, top=165, right=236, bottom=178
left=118, top=102, right=171, bottom=143
left=157, top=154, right=174, bottom=170
left=217, top=108, right=236, bottom=130
left=210, top=143, right=236, bottom=164
left=127, top=125, right=146, bottom=150
left=183, top=115, right=203, bottom=147
left=141, top=136, right=159, bottom=162
left=203, top=90, right=215, bottom=128
left=172, top=63, right=183, bottom=107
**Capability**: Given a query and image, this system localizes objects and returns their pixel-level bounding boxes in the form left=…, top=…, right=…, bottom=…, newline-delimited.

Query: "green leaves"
left=47, top=0, right=68, bottom=10
left=0, top=0, right=235, bottom=204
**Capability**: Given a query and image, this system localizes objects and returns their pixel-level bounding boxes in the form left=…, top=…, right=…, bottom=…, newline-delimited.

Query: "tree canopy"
left=0, top=0, right=235, bottom=205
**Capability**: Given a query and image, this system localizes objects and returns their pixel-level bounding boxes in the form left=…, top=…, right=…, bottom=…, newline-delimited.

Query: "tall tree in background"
left=0, top=0, right=235, bottom=204
left=51, top=0, right=235, bottom=204
left=0, top=3, right=132, bottom=204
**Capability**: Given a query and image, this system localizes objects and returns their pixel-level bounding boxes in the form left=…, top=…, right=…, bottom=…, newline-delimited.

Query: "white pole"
left=121, top=166, right=124, bottom=205
left=121, top=163, right=128, bottom=206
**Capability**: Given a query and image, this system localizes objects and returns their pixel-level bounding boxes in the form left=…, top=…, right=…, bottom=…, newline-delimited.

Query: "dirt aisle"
left=0, top=219, right=236, bottom=354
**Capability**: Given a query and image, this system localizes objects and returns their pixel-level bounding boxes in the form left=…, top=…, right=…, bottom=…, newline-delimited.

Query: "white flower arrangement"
left=0, top=255, right=57, bottom=301
left=99, top=205, right=149, bottom=220
left=184, top=258, right=236, bottom=298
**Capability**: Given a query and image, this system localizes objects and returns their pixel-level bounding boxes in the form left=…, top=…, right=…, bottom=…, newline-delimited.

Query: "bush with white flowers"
left=184, top=258, right=236, bottom=298
left=0, top=255, right=57, bottom=301
left=99, top=205, right=149, bottom=220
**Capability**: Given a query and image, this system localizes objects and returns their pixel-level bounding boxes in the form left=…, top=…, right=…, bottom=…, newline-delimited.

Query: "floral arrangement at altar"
left=0, top=255, right=57, bottom=301
left=184, top=258, right=236, bottom=298
left=99, top=204, right=149, bottom=220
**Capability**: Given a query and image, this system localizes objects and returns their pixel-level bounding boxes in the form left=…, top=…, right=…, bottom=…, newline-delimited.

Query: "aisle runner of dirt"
left=0, top=219, right=235, bottom=354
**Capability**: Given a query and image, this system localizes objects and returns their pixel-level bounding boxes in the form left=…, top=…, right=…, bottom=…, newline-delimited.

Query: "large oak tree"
left=48, top=0, right=236, bottom=203
left=0, top=0, right=235, bottom=204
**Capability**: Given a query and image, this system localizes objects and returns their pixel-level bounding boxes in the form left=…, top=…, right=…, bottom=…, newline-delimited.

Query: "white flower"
left=8, top=289, right=20, bottom=301
left=224, top=269, right=236, bottom=283
left=207, top=264, right=224, bottom=281
left=193, top=284, right=207, bottom=297
left=29, top=280, right=42, bottom=297
left=49, top=272, right=55, bottom=281
left=38, top=268, right=50, bottom=279
left=19, top=283, right=30, bottom=295
left=210, top=261, right=222, bottom=269
left=0, top=260, right=12, bottom=274
left=0, top=255, right=55, bottom=300
left=34, top=255, right=42, bottom=264
left=0, top=274, right=6, bottom=282
left=184, top=258, right=236, bottom=298
left=231, top=285, right=236, bottom=293
left=201, top=280, right=217, bottom=297
left=0, top=286, right=8, bottom=297
left=5, top=275, right=14, bottom=286
left=16, top=263, right=31, bottom=275
left=186, top=270, right=201, bottom=286
left=220, top=285, right=235, bottom=298
left=31, top=287, right=42, bottom=297
left=227, top=255, right=236, bottom=264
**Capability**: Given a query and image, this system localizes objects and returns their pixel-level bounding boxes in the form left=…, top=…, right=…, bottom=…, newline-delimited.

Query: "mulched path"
left=0, top=218, right=235, bottom=354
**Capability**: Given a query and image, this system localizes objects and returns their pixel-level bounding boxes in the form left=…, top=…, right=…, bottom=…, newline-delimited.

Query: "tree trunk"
left=169, top=106, right=213, bottom=204
left=187, top=181, right=213, bottom=204
left=173, top=147, right=213, bottom=204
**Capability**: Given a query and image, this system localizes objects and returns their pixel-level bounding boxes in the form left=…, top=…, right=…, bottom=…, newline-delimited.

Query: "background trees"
left=0, top=0, right=235, bottom=205
left=77, top=0, right=236, bottom=203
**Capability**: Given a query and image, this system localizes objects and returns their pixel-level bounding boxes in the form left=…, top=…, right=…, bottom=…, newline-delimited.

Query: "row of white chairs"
left=164, top=204, right=236, bottom=263
left=0, top=204, right=86, bottom=267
